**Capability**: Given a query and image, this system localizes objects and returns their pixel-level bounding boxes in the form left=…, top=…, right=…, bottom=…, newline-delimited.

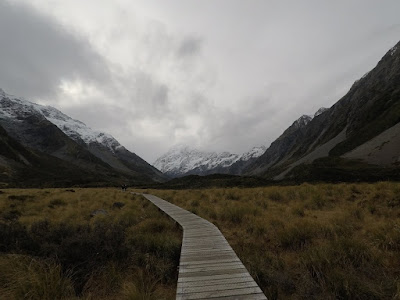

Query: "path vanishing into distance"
left=140, top=193, right=268, bottom=300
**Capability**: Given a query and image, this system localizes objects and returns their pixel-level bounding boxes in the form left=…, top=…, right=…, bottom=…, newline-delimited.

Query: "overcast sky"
left=1, top=0, right=400, bottom=162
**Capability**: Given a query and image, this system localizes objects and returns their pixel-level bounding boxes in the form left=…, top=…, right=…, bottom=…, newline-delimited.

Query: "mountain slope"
left=33, top=102, right=166, bottom=181
left=245, top=41, right=400, bottom=180
left=0, top=89, right=165, bottom=184
left=0, top=123, right=116, bottom=187
left=153, top=145, right=266, bottom=177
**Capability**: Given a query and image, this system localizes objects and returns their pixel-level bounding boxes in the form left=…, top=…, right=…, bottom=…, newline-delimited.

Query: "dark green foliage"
left=139, top=174, right=273, bottom=190
left=8, top=194, right=35, bottom=202
left=289, top=157, right=400, bottom=182
left=48, top=198, right=67, bottom=208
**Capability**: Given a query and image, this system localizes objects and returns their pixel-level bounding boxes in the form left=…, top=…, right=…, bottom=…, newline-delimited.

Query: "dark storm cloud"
left=0, top=1, right=110, bottom=99
left=177, top=36, right=203, bottom=57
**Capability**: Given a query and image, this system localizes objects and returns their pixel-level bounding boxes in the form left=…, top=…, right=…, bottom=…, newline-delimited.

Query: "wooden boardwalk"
left=141, top=193, right=268, bottom=300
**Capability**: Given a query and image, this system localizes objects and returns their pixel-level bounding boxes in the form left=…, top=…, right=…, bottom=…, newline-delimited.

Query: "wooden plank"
left=177, top=281, right=258, bottom=294
left=177, top=277, right=255, bottom=288
left=176, top=287, right=264, bottom=299
left=140, top=193, right=267, bottom=300
left=178, top=272, right=253, bottom=283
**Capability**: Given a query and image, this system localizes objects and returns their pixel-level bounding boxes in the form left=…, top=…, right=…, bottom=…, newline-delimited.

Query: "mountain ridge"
left=244, top=40, right=400, bottom=180
left=0, top=89, right=166, bottom=185
left=153, top=145, right=266, bottom=178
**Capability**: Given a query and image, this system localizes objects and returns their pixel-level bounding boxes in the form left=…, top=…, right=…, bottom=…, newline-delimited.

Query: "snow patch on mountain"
left=294, top=115, right=313, bottom=129
left=390, top=45, right=398, bottom=56
left=314, top=107, right=328, bottom=117
left=0, top=89, right=122, bottom=152
left=239, top=146, right=267, bottom=161
left=292, top=107, right=328, bottom=128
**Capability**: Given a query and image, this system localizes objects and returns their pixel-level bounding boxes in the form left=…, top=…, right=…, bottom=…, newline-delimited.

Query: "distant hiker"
left=121, top=184, right=128, bottom=191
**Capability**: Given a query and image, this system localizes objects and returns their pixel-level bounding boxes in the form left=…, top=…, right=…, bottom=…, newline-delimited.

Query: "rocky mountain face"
left=0, top=122, right=129, bottom=187
left=0, top=89, right=165, bottom=186
left=153, top=145, right=266, bottom=177
left=245, top=40, right=400, bottom=181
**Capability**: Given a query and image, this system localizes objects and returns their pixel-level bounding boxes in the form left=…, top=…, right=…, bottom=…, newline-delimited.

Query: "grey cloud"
left=202, top=96, right=280, bottom=153
left=4, top=0, right=400, bottom=163
left=125, top=71, right=171, bottom=115
left=177, top=36, right=202, bottom=58
left=0, top=1, right=110, bottom=99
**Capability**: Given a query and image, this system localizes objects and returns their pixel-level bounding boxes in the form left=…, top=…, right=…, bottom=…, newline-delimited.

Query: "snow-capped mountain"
left=0, top=88, right=165, bottom=183
left=0, top=89, right=122, bottom=152
left=153, top=144, right=266, bottom=177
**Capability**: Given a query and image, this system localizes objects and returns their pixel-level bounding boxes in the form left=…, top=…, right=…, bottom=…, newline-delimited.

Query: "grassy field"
left=142, top=182, right=400, bottom=300
left=1, top=183, right=399, bottom=300
left=0, top=188, right=181, bottom=300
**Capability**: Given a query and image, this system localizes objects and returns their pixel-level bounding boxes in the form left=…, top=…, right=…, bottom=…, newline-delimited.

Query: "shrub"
left=8, top=195, right=35, bottom=202
left=307, top=193, right=328, bottom=210
left=278, top=221, right=316, bottom=250
left=83, top=262, right=124, bottom=297
left=220, top=204, right=249, bottom=224
left=121, top=269, right=160, bottom=300
left=0, top=255, right=74, bottom=300
left=225, top=189, right=241, bottom=201
left=246, top=219, right=268, bottom=236
left=2, top=209, right=22, bottom=221
left=291, top=206, right=305, bottom=217
left=268, top=190, right=284, bottom=202
left=190, top=199, right=200, bottom=207
left=301, top=238, right=384, bottom=299
left=372, top=223, right=400, bottom=251
left=48, top=198, right=67, bottom=208
left=0, top=221, right=38, bottom=253
left=387, top=194, right=400, bottom=208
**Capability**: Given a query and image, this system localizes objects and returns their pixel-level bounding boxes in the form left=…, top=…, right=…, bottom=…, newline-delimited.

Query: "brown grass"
left=0, top=188, right=181, bottom=300
left=140, top=182, right=400, bottom=300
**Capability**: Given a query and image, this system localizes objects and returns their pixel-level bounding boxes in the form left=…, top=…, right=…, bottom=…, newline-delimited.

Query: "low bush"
left=0, top=188, right=181, bottom=299
left=8, top=194, right=35, bottom=202
left=48, top=198, right=67, bottom=208
left=0, top=254, right=74, bottom=300
left=278, top=221, right=317, bottom=250
left=268, top=190, right=284, bottom=202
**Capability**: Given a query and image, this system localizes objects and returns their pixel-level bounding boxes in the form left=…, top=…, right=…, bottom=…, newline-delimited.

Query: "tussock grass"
left=0, top=254, right=75, bottom=300
left=142, top=182, right=400, bottom=300
left=0, top=188, right=181, bottom=299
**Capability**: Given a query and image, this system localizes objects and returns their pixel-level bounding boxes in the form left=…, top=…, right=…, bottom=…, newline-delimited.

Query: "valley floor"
left=1, top=183, right=399, bottom=299
left=143, top=182, right=400, bottom=300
